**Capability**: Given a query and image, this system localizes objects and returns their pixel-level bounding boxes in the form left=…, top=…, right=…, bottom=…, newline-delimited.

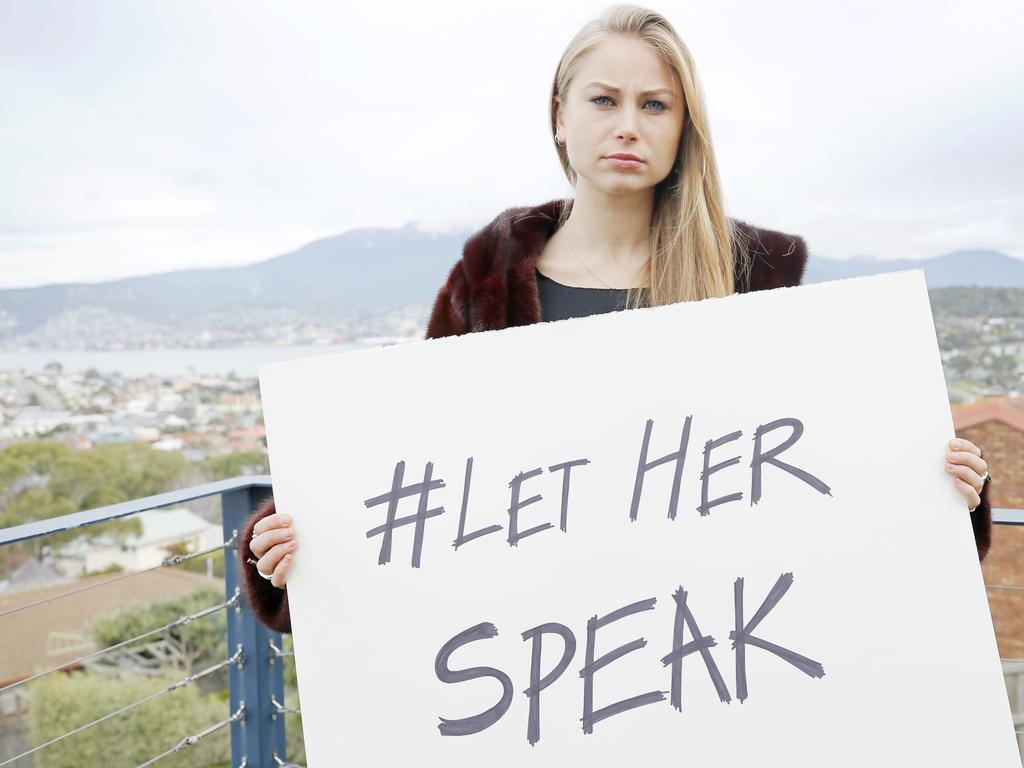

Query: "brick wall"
left=956, top=420, right=1024, bottom=660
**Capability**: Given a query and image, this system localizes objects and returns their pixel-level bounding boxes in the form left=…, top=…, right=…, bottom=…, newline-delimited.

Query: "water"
left=0, top=344, right=361, bottom=378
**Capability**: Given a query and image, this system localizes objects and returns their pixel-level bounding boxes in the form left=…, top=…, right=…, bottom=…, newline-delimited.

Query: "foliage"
left=30, top=671, right=230, bottom=768
left=929, top=287, right=1024, bottom=319
left=0, top=440, right=192, bottom=561
left=286, top=696, right=306, bottom=765
left=200, top=451, right=269, bottom=480
left=280, top=635, right=306, bottom=761
left=182, top=547, right=225, bottom=578
left=89, top=585, right=227, bottom=678
left=84, top=562, right=125, bottom=577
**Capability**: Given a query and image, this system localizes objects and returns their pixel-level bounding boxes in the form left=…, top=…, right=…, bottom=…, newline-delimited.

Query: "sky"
left=1, top=0, right=1022, bottom=288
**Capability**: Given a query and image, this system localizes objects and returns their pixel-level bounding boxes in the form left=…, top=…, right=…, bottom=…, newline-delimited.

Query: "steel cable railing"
left=0, top=645, right=245, bottom=767
left=0, top=532, right=238, bottom=620
left=0, top=476, right=287, bottom=766
left=270, top=694, right=301, bottom=717
left=269, top=639, right=294, bottom=658
left=0, top=482, right=1015, bottom=765
left=132, top=702, right=246, bottom=768
left=0, top=587, right=240, bottom=697
left=273, top=752, right=305, bottom=768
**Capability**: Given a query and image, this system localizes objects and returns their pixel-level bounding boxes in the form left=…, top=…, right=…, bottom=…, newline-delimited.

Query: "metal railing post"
left=223, top=485, right=285, bottom=767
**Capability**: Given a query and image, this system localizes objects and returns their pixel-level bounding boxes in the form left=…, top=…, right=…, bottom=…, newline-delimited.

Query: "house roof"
left=133, top=508, right=220, bottom=548
left=952, top=396, right=1024, bottom=433
left=3, top=558, right=71, bottom=594
left=60, top=508, right=222, bottom=556
left=0, top=569, right=220, bottom=687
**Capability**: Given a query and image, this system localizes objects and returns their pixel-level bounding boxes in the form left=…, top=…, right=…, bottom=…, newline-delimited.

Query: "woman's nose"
left=615, top=106, right=640, bottom=141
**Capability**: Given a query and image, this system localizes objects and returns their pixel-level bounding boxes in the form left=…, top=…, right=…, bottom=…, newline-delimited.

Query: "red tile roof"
left=952, top=396, right=1024, bottom=433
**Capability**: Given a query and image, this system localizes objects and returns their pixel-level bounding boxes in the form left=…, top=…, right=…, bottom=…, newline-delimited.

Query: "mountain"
left=803, top=249, right=1024, bottom=288
left=0, top=224, right=1020, bottom=349
left=0, top=223, right=468, bottom=327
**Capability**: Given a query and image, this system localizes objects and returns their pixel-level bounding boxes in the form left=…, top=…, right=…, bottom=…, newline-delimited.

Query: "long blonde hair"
left=549, top=4, right=751, bottom=307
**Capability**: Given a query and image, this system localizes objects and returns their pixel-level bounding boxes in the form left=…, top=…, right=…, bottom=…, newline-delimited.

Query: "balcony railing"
left=0, top=478, right=1021, bottom=766
left=0, top=476, right=289, bottom=768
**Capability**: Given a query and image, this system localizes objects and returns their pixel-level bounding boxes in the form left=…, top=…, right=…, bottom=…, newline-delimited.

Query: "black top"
left=536, top=268, right=647, bottom=322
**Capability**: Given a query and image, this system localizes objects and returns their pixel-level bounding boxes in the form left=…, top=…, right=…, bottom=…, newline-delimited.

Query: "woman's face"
left=555, top=36, right=685, bottom=196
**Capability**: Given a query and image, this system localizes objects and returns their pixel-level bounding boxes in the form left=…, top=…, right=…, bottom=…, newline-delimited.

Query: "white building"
left=56, top=507, right=223, bottom=575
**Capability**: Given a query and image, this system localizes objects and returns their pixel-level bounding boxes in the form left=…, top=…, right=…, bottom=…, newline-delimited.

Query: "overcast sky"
left=1, top=0, right=1021, bottom=288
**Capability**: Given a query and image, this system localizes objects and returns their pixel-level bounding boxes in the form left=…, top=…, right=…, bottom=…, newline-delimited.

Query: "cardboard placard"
left=259, top=271, right=1019, bottom=766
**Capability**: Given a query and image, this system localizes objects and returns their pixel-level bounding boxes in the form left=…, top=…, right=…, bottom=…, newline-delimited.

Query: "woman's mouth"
left=605, top=156, right=644, bottom=169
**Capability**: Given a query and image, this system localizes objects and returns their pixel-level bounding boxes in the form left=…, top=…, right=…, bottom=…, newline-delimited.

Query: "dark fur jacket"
left=240, top=197, right=994, bottom=633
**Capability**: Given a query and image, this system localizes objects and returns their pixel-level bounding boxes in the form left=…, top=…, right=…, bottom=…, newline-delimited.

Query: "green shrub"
left=89, top=585, right=227, bottom=680
left=30, top=671, right=230, bottom=767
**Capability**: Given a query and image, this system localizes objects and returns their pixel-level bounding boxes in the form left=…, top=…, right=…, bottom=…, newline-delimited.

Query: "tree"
left=0, top=440, right=191, bottom=560
left=200, top=451, right=269, bottom=480
left=89, top=585, right=227, bottom=678
left=946, top=354, right=972, bottom=377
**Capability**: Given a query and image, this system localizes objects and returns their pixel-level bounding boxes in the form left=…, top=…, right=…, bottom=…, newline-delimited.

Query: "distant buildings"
left=0, top=367, right=266, bottom=458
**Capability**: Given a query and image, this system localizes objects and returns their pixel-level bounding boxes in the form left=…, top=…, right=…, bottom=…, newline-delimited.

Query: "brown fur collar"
left=426, top=198, right=808, bottom=338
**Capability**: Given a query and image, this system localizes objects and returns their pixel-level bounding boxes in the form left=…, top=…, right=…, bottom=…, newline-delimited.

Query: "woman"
left=241, top=4, right=993, bottom=634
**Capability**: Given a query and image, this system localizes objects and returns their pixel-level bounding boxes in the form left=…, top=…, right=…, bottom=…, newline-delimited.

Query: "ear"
left=553, top=95, right=565, bottom=138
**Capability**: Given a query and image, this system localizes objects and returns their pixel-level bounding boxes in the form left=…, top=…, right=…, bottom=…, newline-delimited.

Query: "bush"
left=83, top=562, right=125, bottom=577
left=30, top=671, right=230, bottom=767
left=89, top=585, right=227, bottom=680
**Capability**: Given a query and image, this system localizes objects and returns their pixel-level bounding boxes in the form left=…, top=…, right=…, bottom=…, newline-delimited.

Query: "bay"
left=0, top=344, right=366, bottom=378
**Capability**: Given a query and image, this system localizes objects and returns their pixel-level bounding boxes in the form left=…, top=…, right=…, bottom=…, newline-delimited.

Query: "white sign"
left=259, top=271, right=1019, bottom=767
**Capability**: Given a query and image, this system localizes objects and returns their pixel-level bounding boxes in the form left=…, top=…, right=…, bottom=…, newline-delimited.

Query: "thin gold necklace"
left=565, top=236, right=650, bottom=289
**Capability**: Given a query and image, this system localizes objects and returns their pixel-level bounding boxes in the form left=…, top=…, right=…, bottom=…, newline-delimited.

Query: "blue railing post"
left=223, top=485, right=286, bottom=767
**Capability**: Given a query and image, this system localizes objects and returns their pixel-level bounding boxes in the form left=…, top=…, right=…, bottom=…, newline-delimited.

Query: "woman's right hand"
left=249, top=512, right=298, bottom=589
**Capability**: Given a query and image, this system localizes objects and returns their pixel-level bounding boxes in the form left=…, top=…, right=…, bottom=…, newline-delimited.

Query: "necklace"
left=564, top=235, right=650, bottom=290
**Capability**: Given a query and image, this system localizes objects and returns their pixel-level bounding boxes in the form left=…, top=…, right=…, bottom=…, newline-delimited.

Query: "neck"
left=559, top=181, right=654, bottom=263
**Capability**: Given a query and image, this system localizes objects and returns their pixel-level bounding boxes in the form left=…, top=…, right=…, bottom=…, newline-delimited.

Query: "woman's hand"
left=250, top=512, right=297, bottom=589
left=946, top=438, right=988, bottom=512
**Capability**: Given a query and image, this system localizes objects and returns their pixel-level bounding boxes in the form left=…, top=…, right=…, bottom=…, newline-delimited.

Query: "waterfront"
left=0, top=344, right=357, bottom=377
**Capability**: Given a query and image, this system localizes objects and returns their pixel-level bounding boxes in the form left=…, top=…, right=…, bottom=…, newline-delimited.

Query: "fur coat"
left=240, top=197, right=993, bottom=633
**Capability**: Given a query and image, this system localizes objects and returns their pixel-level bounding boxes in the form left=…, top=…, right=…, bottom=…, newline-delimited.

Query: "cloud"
left=0, top=0, right=1021, bottom=287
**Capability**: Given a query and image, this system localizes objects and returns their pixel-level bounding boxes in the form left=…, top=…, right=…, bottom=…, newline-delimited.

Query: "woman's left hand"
left=946, top=438, right=988, bottom=511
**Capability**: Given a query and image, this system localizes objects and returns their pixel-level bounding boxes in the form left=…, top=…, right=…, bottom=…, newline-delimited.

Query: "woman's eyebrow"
left=583, top=80, right=675, bottom=97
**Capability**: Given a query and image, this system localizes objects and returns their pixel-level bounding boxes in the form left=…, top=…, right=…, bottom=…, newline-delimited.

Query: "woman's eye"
left=590, top=95, right=668, bottom=111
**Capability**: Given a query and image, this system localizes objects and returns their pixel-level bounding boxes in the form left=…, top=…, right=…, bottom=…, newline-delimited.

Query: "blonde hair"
left=549, top=4, right=751, bottom=307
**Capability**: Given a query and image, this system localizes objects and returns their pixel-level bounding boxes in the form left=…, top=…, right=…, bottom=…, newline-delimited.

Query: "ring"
left=246, top=555, right=275, bottom=581
left=253, top=560, right=274, bottom=581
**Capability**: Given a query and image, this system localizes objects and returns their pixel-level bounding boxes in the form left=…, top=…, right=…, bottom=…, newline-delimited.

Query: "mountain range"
left=0, top=222, right=1020, bottom=348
